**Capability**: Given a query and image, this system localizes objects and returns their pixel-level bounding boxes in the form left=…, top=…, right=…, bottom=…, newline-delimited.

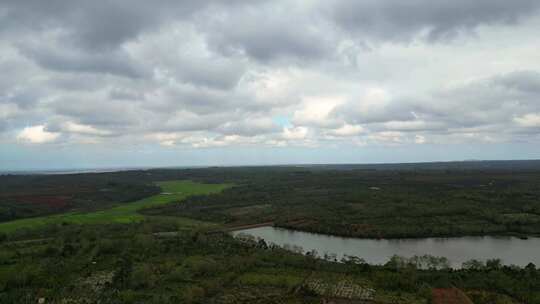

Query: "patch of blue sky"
left=272, top=116, right=292, bottom=128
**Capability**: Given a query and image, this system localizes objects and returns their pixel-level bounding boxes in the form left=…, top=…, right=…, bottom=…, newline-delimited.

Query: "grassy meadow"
left=0, top=180, right=231, bottom=233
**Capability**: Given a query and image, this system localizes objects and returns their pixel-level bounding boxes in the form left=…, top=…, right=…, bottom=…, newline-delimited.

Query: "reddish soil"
left=321, top=298, right=371, bottom=304
left=9, top=195, right=72, bottom=210
left=2, top=186, right=92, bottom=197
left=432, top=288, right=473, bottom=304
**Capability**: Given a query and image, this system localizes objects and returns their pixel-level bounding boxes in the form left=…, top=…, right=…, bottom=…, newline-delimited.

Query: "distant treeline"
left=146, top=166, right=540, bottom=238
left=3, top=162, right=540, bottom=238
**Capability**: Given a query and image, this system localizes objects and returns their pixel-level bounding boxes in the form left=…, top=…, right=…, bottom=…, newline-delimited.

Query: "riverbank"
left=274, top=222, right=540, bottom=240
left=145, top=167, right=540, bottom=241
left=221, top=221, right=275, bottom=232
left=215, top=217, right=540, bottom=240
left=232, top=226, right=540, bottom=268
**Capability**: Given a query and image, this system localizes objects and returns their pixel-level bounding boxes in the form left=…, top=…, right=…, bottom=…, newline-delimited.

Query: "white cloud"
left=368, top=131, right=403, bottom=144
left=17, top=125, right=60, bottom=144
left=329, top=124, right=364, bottom=136
left=514, top=113, right=540, bottom=127
left=360, top=88, right=390, bottom=112
left=292, top=96, right=345, bottom=128
left=383, top=120, right=443, bottom=132
left=63, top=121, right=111, bottom=136
left=415, top=135, right=426, bottom=144
left=282, top=126, right=309, bottom=140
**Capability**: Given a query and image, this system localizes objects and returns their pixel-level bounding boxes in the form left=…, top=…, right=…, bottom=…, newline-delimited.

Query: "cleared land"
left=432, top=288, right=473, bottom=304
left=0, top=174, right=160, bottom=221
left=0, top=180, right=231, bottom=233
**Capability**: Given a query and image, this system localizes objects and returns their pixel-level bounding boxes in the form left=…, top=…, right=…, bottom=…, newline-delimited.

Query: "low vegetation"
left=1, top=163, right=540, bottom=302
left=0, top=222, right=538, bottom=303
left=0, top=173, right=159, bottom=222
left=0, top=180, right=230, bottom=233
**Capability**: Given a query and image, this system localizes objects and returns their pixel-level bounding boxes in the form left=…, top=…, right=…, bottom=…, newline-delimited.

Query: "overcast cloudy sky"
left=1, top=1, right=540, bottom=170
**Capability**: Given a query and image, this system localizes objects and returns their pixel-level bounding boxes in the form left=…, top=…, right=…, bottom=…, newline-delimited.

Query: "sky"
left=1, top=1, right=540, bottom=170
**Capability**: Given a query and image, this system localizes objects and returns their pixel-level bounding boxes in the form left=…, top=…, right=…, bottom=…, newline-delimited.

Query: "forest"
left=148, top=165, right=540, bottom=238
left=0, top=220, right=539, bottom=303
left=1, top=161, right=540, bottom=303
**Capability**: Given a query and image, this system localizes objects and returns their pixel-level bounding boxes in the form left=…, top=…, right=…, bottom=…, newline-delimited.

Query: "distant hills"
left=291, top=159, right=540, bottom=171
left=3, top=159, right=540, bottom=175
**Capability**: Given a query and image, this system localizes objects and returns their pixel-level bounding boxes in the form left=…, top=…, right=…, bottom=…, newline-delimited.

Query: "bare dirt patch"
left=432, top=288, right=473, bottom=304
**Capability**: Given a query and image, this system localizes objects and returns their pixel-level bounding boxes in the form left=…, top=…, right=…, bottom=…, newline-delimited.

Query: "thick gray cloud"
left=1, top=1, right=210, bottom=49
left=173, top=57, right=245, bottom=90
left=325, top=0, right=540, bottom=42
left=2, top=88, right=45, bottom=108
left=3, top=0, right=537, bottom=52
left=326, top=69, right=540, bottom=141
left=50, top=96, right=143, bottom=128
left=18, top=42, right=147, bottom=78
left=200, top=3, right=335, bottom=62
left=1, top=0, right=540, bottom=150
left=493, top=70, right=540, bottom=94
left=331, top=98, right=417, bottom=125
left=215, top=118, right=280, bottom=136
left=132, top=27, right=248, bottom=90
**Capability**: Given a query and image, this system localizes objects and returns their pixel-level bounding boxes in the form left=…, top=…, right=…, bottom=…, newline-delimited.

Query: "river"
left=232, top=226, right=540, bottom=268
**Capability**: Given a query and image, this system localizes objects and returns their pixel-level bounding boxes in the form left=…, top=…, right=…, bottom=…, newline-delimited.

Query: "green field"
left=0, top=180, right=230, bottom=233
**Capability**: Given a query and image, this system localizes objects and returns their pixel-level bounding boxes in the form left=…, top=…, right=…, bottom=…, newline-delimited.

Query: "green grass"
left=0, top=180, right=231, bottom=233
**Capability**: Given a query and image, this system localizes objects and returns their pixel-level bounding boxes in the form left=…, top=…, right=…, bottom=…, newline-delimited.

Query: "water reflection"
left=232, top=226, right=540, bottom=268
